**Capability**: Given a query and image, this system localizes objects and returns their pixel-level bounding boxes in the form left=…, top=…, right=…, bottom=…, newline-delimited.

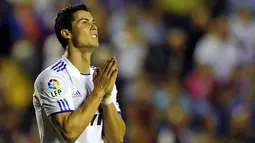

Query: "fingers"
left=110, top=68, right=118, bottom=79
left=109, top=68, right=118, bottom=92
left=102, top=58, right=111, bottom=73
left=95, top=67, right=101, bottom=74
left=107, top=58, right=117, bottom=76
left=109, top=68, right=118, bottom=87
left=104, top=58, right=115, bottom=75
left=102, top=57, right=117, bottom=77
left=93, top=73, right=97, bottom=82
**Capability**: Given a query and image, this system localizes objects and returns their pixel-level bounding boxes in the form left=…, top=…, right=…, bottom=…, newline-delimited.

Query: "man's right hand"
left=93, top=57, right=118, bottom=96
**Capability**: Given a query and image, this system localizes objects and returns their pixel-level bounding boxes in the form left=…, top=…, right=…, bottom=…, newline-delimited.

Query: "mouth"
left=91, top=34, right=98, bottom=38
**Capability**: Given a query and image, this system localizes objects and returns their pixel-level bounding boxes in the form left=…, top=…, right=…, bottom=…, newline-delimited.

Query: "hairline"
left=71, top=10, right=92, bottom=23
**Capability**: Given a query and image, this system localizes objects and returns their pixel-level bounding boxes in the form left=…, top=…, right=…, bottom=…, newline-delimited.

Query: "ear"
left=60, top=29, right=72, bottom=40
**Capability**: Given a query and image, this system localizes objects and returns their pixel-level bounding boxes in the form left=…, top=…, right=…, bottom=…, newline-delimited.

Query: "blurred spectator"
left=185, top=64, right=216, bottom=123
left=210, top=0, right=227, bottom=17
left=144, top=28, right=187, bottom=78
left=8, top=0, right=47, bottom=79
left=139, top=1, right=166, bottom=46
left=8, top=0, right=44, bottom=43
left=0, top=58, right=33, bottom=112
left=156, top=121, right=175, bottom=143
left=126, top=102, right=156, bottom=143
left=229, top=6, right=255, bottom=64
left=182, top=4, right=211, bottom=77
left=42, top=33, right=64, bottom=68
left=33, top=0, right=70, bottom=30
left=0, top=106, right=14, bottom=143
left=194, top=15, right=240, bottom=84
left=228, top=0, right=255, bottom=13
left=185, top=64, right=215, bottom=101
left=166, top=77, right=191, bottom=143
left=167, top=29, right=187, bottom=76
left=158, top=0, right=201, bottom=15
left=111, top=6, right=147, bottom=101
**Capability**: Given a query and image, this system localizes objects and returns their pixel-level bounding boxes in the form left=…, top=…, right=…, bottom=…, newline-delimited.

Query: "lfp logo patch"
left=48, top=79, right=59, bottom=90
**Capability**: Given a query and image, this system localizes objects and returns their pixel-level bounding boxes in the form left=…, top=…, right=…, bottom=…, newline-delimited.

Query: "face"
left=70, top=10, right=99, bottom=48
left=218, top=19, right=229, bottom=37
left=192, top=5, right=210, bottom=28
left=167, top=31, right=186, bottom=52
left=239, top=8, right=250, bottom=20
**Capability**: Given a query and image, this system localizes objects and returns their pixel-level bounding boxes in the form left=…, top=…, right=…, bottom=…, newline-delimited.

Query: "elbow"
left=60, top=118, right=91, bottom=142
left=112, top=136, right=125, bottom=143
left=106, top=128, right=126, bottom=143
left=61, top=123, right=84, bottom=143
left=62, top=131, right=79, bottom=143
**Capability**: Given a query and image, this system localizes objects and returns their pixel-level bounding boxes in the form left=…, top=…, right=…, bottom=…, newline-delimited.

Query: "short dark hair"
left=54, top=4, right=89, bottom=49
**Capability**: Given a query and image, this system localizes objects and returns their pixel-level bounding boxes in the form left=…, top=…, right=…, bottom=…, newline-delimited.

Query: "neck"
left=66, top=44, right=94, bottom=74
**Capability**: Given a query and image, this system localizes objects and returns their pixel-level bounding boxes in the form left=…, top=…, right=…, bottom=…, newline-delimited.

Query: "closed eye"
left=78, top=18, right=89, bottom=24
left=81, top=19, right=89, bottom=24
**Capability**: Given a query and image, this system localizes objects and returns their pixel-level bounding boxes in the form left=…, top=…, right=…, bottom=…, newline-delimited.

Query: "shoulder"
left=195, top=36, right=216, bottom=53
left=34, top=61, right=70, bottom=91
left=197, top=34, right=217, bottom=45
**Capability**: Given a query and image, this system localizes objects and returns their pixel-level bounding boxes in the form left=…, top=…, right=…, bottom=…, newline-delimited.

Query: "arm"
left=103, top=103, right=126, bottom=143
left=37, top=73, right=105, bottom=143
left=103, top=86, right=126, bottom=143
left=51, top=88, right=105, bottom=142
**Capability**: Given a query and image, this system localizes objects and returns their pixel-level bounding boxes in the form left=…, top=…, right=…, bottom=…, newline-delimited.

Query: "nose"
left=90, top=23, right=97, bottom=31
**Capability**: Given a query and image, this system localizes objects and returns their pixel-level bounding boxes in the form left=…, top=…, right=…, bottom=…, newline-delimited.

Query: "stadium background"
left=1, top=0, right=255, bottom=142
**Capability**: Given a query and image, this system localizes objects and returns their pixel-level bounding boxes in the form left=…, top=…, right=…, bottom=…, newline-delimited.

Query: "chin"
left=89, top=44, right=98, bottom=48
left=79, top=41, right=99, bottom=48
left=91, top=42, right=99, bottom=48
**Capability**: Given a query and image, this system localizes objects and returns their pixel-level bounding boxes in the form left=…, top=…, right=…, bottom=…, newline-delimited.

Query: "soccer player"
left=33, top=4, right=126, bottom=143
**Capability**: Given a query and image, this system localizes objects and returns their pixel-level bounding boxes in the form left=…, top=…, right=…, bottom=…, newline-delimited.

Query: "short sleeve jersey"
left=33, top=56, right=121, bottom=143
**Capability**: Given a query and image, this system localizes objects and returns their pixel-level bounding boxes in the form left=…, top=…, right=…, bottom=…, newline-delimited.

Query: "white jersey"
left=33, top=56, right=121, bottom=143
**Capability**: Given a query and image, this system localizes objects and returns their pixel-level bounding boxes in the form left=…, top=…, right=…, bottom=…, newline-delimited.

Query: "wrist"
left=102, top=95, right=113, bottom=105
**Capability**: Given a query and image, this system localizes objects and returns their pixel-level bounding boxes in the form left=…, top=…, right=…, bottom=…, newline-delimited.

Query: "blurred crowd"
left=1, top=0, right=255, bottom=142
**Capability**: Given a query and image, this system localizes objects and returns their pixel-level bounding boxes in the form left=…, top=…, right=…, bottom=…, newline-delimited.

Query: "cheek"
left=75, top=28, right=90, bottom=41
left=80, top=28, right=91, bottom=39
left=85, top=27, right=92, bottom=35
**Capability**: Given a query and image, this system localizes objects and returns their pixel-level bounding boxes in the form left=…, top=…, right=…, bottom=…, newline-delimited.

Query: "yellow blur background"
left=1, top=0, right=255, bottom=142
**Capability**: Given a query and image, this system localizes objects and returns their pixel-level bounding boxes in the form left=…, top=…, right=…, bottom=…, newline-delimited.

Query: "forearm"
left=103, top=103, right=126, bottom=143
left=62, top=89, right=104, bottom=141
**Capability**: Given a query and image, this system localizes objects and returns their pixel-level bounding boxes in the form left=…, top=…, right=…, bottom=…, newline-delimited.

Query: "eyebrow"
left=77, top=17, right=95, bottom=23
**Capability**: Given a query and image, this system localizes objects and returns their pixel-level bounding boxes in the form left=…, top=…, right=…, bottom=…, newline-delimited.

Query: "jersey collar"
left=61, top=55, right=94, bottom=77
